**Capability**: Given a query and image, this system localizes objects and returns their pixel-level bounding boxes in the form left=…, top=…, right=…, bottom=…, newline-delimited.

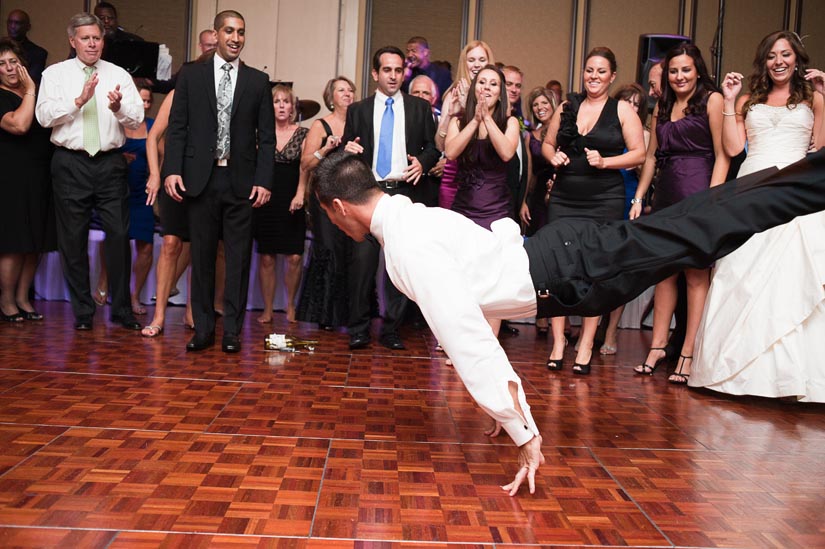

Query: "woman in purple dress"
left=446, top=64, right=520, bottom=230
left=445, top=64, right=520, bottom=339
left=630, top=43, right=729, bottom=383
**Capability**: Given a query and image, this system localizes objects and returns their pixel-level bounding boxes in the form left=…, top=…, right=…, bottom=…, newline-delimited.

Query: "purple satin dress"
left=451, top=139, right=512, bottom=230
left=652, top=112, right=715, bottom=210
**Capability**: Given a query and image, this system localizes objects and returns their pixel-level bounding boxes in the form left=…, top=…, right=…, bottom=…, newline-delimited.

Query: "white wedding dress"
left=691, top=103, right=825, bottom=402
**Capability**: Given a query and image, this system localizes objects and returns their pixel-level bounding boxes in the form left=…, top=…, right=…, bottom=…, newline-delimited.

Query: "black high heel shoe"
left=546, top=337, right=567, bottom=370
left=572, top=348, right=592, bottom=375
left=634, top=347, right=667, bottom=375
left=668, top=354, right=692, bottom=384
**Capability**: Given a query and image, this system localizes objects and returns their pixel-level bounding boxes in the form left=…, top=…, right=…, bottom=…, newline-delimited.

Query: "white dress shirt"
left=213, top=52, right=239, bottom=98
left=372, top=89, right=407, bottom=181
left=371, top=193, right=540, bottom=446
left=35, top=57, right=143, bottom=152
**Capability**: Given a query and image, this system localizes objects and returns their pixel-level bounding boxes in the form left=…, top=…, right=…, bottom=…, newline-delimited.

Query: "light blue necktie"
left=376, top=97, right=394, bottom=178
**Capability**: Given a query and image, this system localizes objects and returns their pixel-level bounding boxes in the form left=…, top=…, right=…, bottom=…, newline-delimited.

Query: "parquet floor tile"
left=0, top=527, right=118, bottom=547
left=1, top=302, right=824, bottom=547
left=595, top=447, right=825, bottom=548
left=313, top=440, right=667, bottom=545
left=0, top=429, right=326, bottom=535
left=0, top=424, right=67, bottom=476
left=0, top=373, right=242, bottom=431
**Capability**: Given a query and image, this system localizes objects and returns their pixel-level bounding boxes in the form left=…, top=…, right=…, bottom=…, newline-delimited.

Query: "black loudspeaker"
left=637, top=34, right=690, bottom=108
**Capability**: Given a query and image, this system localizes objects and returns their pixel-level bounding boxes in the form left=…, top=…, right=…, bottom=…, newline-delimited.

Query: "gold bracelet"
left=438, top=130, right=447, bottom=137
left=722, top=111, right=738, bottom=116
left=24, top=92, right=36, bottom=97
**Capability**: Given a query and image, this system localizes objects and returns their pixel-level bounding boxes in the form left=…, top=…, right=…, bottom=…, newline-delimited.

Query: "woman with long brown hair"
left=692, top=31, right=825, bottom=401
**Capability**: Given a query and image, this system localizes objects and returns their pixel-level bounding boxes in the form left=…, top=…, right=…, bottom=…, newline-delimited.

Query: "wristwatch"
left=630, top=198, right=643, bottom=205
left=314, top=150, right=324, bottom=161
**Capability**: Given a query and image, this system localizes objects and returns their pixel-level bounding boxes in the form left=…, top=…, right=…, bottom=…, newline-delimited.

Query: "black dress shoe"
left=348, top=332, right=371, bottom=349
left=379, top=333, right=405, bottom=350
left=112, top=314, right=142, bottom=330
left=74, top=317, right=93, bottom=330
left=499, top=321, right=520, bottom=336
left=221, top=335, right=241, bottom=353
left=186, top=333, right=215, bottom=352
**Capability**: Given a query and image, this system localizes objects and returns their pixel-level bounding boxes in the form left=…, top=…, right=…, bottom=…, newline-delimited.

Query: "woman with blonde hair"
left=437, top=41, right=496, bottom=210
left=252, top=84, right=309, bottom=323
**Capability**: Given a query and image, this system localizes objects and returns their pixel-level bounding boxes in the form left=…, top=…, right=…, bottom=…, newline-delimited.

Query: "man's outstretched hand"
left=501, top=435, right=544, bottom=496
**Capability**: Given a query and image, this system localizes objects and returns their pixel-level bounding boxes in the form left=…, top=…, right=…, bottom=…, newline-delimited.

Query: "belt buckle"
left=537, top=289, right=550, bottom=299
left=384, top=180, right=398, bottom=189
left=216, top=158, right=228, bottom=167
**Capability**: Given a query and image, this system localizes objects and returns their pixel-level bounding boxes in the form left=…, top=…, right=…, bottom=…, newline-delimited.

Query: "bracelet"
left=24, top=92, right=35, bottom=97
left=313, top=150, right=324, bottom=161
left=438, top=130, right=447, bottom=138
left=630, top=198, right=643, bottom=205
left=722, top=111, right=738, bottom=116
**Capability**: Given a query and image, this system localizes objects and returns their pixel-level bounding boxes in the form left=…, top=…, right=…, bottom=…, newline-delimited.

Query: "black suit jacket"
left=162, top=55, right=275, bottom=198
left=342, top=92, right=440, bottom=176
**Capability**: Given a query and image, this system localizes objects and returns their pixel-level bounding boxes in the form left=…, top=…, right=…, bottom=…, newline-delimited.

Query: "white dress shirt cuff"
left=501, top=413, right=540, bottom=447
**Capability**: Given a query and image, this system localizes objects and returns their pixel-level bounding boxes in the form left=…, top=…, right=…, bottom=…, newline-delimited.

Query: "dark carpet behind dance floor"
left=0, top=301, right=823, bottom=548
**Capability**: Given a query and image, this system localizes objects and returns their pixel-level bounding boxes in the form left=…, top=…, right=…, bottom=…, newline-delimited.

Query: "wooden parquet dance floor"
left=1, top=301, right=824, bottom=548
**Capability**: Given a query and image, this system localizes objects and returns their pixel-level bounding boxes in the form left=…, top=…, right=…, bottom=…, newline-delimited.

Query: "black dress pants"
left=348, top=184, right=411, bottom=336
left=527, top=151, right=825, bottom=318
left=51, top=148, right=131, bottom=320
left=187, top=166, right=252, bottom=337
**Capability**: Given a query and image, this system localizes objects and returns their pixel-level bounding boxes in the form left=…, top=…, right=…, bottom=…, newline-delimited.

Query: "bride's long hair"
left=743, top=30, right=813, bottom=118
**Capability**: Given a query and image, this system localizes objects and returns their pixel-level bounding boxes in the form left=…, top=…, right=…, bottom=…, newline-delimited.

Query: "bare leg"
left=635, top=274, right=676, bottom=374
left=284, top=253, right=303, bottom=322
left=573, top=315, right=599, bottom=372
left=0, top=253, right=23, bottom=317
left=214, top=240, right=225, bottom=316
left=173, top=242, right=191, bottom=289
left=142, top=235, right=182, bottom=335
left=601, top=304, right=625, bottom=355
left=94, top=239, right=108, bottom=306
left=257, top=253, right=276, bottom=323
left=15, top=253, right=39, bottom=313
left=669, top=267, right=710, bottom=382
left=131, top=240, right=153, bottom=315
left=548, top=316, right=566, bottom=361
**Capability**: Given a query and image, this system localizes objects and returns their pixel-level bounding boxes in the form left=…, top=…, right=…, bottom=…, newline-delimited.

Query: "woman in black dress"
left=253, top=84, right=309, bottom=323
left=296, top=77, right=356, bottom=329
left=541, top=47, right=646, bottom=374
left=0, top=39, right=55, bottom=322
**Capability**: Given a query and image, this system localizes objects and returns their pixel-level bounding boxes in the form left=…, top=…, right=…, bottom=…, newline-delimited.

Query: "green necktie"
left=82, top=66, right=100, bottom=156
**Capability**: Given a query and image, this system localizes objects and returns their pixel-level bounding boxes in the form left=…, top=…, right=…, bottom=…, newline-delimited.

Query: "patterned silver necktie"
left=216, top=63, right=233, bottom=159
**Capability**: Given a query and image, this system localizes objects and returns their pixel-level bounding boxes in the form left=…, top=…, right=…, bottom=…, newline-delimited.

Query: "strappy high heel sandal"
left=634, top=347, right=667, bottom=375
left=668, top=354, right=692, bottom=384
left=546, top=337, right=567, bottom=371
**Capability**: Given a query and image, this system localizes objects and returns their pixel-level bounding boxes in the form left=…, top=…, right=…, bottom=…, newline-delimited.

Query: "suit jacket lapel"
left=204, top=58, right=217, bottom=117
left=231, top=63, right=248, bottom=119
left=403, top=93, right=415, bottom=150
left=362, top=95, right=377, bottom=156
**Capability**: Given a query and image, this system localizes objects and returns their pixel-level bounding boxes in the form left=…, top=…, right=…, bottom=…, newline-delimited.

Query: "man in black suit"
left=163, top=10, right=275, bottom=353
left=6, top=9, right=47, bottom=84
left=342, top=45, right=440, bottom=350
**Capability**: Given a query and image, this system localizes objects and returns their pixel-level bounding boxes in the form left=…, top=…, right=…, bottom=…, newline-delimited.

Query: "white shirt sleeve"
left=386, top=233, right=541, bottom=447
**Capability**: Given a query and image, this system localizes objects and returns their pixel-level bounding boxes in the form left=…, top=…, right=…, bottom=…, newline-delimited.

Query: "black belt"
left=59, top=147, right=119, bottom=159
left=377, top=180, right=407, bottom=190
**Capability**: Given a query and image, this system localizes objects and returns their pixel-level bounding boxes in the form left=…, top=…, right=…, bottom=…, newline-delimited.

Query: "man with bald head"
left=647, top=60, right=663, bottom=99
left=6, top=9, right=47, bottom=84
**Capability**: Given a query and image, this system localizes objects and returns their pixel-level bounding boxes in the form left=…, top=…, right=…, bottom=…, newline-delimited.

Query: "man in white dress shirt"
left=313, top=149, right=825, bottom=495
left=36, top=12, right=143, bottom=331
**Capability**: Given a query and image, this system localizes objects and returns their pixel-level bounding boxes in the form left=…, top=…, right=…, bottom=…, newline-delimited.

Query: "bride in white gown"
left=692, top=31, right=825, bottom=402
